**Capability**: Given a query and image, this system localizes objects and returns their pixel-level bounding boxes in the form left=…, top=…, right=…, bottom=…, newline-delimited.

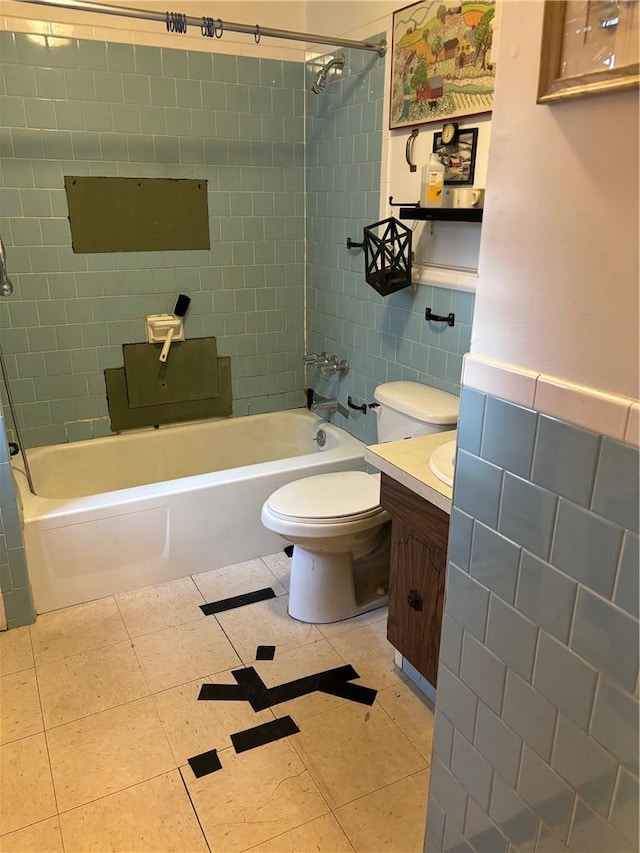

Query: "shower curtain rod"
left=18, top=0, right=387, bottom=55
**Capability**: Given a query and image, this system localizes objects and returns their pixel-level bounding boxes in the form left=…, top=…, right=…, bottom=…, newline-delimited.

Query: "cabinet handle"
left=407, top=589, right=423, bottom=611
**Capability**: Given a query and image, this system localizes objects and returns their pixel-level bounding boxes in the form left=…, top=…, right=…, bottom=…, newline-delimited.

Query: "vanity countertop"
left=364, top=430, right=456, bottom=515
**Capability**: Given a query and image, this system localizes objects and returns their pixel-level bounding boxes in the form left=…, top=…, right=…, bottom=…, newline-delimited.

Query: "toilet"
left=261, top=382, right=459, bottom=623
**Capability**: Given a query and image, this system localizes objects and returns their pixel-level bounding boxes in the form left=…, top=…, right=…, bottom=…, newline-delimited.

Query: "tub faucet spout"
left=312, top=398, right=338, bottom=415
left=310, top=395, right=349, bottom=419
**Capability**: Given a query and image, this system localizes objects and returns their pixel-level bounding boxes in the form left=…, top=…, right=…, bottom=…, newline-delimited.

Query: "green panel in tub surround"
left=64, top=177, right=210, bottom=253
left=123, top=337, right=219, bottom=408
left=0, top=31, right=305, bottom=445
left=105, top=356, right=232, bottom=432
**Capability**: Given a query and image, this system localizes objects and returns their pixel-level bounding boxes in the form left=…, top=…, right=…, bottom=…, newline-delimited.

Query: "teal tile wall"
left=305, top=39, right=474, bottom=444
left=427, top=388, right=640, bottom=853
left=0, top=31, right=305, bottom=446
left=0, top=406, right=35, bottom=627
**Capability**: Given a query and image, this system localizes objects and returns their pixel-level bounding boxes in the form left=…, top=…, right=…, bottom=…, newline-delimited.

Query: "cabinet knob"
left=407, top=589, right=422, bottom=611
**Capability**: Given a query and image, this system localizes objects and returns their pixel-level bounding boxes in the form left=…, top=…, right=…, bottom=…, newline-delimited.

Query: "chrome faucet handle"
left=318, top=355, right=337, bottom=375
left=304, top=351, right=331, bottom=367
left=318, top=355, right=349, bottom=377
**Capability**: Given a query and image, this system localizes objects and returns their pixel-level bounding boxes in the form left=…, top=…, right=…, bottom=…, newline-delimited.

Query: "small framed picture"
left=432, top=127, right=478, bottom=185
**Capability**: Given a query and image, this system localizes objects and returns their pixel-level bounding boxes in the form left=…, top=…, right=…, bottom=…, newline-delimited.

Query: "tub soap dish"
left=145, top=314, right=185, bottom=344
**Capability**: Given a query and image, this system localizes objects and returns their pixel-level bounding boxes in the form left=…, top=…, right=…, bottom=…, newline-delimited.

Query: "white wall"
left=1, top=0, right=308, bottom=59
left=305, top=1, right=395, bottom=36
left=472, top=0, right=639, bottom=400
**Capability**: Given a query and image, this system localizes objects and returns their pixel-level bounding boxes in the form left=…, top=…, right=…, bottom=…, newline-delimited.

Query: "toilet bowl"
left=261, top=382, right=460, bottom=624
left=261, top=471, right=390, bottom=623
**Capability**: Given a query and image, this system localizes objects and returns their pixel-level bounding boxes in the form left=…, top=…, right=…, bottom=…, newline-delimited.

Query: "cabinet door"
left=380, top=473, right=449, bottom=686
left=387, top=518, right=446, bottom=686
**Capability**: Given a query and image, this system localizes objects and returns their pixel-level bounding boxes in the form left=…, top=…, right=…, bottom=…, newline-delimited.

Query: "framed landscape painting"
left=390, top=0, right=496, bottom=130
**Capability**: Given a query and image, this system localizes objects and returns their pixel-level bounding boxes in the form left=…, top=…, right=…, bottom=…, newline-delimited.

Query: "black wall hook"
left=346, top=237, right=364, bottom=249
left=347, top=396, right=367, bottom=413
left=347, top=396, right=379, bottom=414
left=425, top=308, right=455, bottom=327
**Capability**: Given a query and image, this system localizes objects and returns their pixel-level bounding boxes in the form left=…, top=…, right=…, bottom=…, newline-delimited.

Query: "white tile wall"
left=462, top=354, right=637, bottom=445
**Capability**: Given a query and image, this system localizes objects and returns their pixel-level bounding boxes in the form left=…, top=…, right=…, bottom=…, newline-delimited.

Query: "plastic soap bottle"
left=421, top=153, right=445, bottom=208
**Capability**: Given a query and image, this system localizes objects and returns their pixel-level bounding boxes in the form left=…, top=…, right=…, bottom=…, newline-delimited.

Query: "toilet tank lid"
left=374, top=381, right=459, bottom=424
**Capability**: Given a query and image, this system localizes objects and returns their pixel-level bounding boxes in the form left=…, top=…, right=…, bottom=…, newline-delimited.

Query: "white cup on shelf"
left=453, top=188, right=484, bottom=208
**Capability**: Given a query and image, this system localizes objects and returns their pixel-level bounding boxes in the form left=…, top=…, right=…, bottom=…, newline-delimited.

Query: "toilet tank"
left=373, top=381, right=459, bottom=442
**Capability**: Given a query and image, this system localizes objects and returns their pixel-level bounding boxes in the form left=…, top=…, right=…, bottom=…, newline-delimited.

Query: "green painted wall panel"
left=65, top=177, right=210, bottom=253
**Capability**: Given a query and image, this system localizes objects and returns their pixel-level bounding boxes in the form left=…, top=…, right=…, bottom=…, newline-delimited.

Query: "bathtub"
left=11, top=409, right=366, bottom=613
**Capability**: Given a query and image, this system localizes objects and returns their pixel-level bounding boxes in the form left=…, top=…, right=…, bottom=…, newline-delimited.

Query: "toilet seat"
left=266, top=471, right=382, bottom=524
left=261, top=471, right=389, bottom=541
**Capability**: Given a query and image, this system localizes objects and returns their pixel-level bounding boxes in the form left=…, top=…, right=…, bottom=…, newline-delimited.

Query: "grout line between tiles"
left=112, top=591, right=135, bottom=642
left=39, top=692, right=158, bottom=737
left=129, top=638, right=158, bottom=698
left=31, top=658, right=61, bottom=816
left=212, top=610, right=245, bottom=661
left=0, top=814, right=63, bottom=846
left=177, top=765, right=212, bottom=852
left=51, top=768, right=181, bottom=820
left=336, top=763, right=432, bottom=813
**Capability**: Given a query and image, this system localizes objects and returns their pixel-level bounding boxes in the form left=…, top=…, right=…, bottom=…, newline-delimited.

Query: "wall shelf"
left=398, top=207, right=483, bottom=223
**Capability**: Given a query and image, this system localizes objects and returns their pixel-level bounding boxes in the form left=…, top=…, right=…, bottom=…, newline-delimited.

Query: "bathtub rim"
left=12, top=410, right=366, bottom=525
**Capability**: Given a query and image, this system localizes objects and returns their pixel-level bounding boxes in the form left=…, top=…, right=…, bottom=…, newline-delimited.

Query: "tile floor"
left=0, top=553, right=435, bottom=852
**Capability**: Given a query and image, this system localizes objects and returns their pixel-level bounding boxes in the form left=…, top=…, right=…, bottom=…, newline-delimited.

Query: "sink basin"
left=429, top=440, right=456, bottom=487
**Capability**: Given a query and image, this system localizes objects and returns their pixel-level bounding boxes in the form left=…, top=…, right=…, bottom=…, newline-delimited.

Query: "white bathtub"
left=11, top=410, right=366, bottom=613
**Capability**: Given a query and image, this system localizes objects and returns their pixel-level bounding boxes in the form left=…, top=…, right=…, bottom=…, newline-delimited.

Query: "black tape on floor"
left=200, top=587, right=276, bottom=615
left=256, top=645, right=276, bottom=661
left=267, top=664, right=360, bottom=707
left=318, top=678, right=377, bottom=706
left=198, top=683, right=249, bottom=701
left=188, top=748, right=222, bottom=778
left=231, top=667, right=272, bottom=711
left=229, top=663, right=375, bottom=710
left=231, top=716, right=300, bottom=754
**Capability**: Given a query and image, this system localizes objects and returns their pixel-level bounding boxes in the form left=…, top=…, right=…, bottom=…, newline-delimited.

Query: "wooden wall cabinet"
left=380, top=473, right=450, bottom=687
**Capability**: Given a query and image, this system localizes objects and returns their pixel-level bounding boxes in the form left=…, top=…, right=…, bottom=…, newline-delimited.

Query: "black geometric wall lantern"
left=347, top=216, right=412, bottom=297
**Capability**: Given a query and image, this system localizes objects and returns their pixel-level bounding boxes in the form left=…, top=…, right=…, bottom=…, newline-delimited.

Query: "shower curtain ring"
left=255, top=24, right=261, bottom=43
left=214, top=18, right=223, bottom=38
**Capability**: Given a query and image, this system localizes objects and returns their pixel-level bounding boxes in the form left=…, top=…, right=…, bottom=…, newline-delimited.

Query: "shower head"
left=311, top=54, right=346, bottom=94
left=0, top=235, right=14, bottom=297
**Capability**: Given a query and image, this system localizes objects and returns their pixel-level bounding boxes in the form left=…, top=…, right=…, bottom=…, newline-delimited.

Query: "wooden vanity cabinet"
left=380, top=473, right=450, bottom=687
